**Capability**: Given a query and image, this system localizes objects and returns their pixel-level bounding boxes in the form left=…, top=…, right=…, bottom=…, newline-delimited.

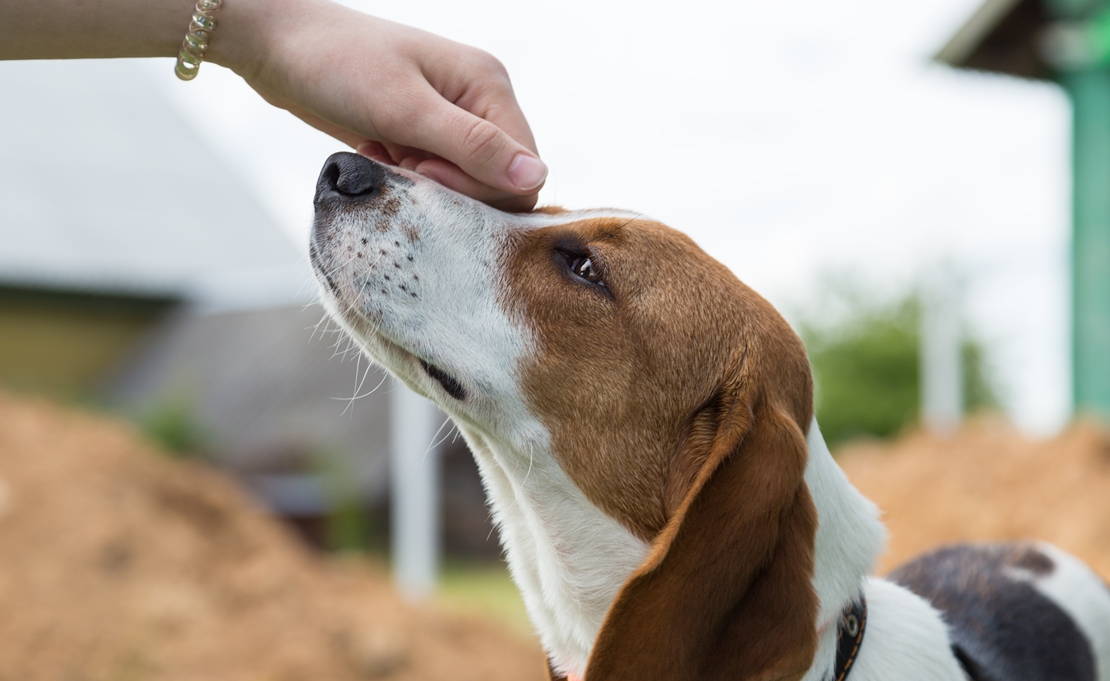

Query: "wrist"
left=204, top=0, right=315, bottom=77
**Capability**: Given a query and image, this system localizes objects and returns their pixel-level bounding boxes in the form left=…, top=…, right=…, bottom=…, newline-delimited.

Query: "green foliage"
left=139, top=398, right=209, bottom=458
left=799, top=290, right=998, bottom=448
left=326, top=494, right=372, bottom=552
left=317, top=455, right=376, bottom=553
left=963, top=341, right=998, bottom=415
left=439, top=560, right=532, bottom=636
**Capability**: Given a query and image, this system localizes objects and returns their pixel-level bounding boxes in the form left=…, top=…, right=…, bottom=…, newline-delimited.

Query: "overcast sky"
left=140, top=0, right=1072, bottom=434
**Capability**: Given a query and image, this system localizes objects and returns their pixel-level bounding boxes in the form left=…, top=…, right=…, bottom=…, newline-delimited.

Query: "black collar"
left=832, top=596, right=867, bottom=681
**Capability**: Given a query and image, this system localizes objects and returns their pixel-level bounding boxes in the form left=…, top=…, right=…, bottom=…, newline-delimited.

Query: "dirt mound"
left=838, top=418, right=1110, bottom=578
left=0, top=394, right=544, bottom=681
left=3, top=395, right=1107, bottom=680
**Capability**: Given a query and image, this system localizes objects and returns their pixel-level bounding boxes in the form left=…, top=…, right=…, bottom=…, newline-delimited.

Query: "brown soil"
left=0, top=394, right=545, bottom=681
left=3, top=395, right=1108, bottom=681
left=838, top=418, right=1110, bottom=578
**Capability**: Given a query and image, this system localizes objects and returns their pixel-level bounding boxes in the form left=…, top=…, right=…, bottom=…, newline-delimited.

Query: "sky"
left=139, top=0, right=1073, bottom=434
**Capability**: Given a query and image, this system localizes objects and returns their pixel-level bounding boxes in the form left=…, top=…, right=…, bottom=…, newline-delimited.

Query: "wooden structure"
left=938, top=0, right=1110, bottom=419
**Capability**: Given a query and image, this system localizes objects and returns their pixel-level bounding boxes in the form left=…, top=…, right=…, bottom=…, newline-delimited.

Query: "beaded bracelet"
left=175, top=0, right=224, bottom=81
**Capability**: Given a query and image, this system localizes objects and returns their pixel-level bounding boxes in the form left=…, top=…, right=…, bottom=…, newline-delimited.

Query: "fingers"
left=391, top=83, right=547, bottom=197
left=353, top=144, right=540, bottom=212
left=447, top=54, right=539, bottom=157
left=242, top=6, right=546, bottom=210
left=355, top=141, right=393, bottom=165
left=412, top=157, right=539, bottom=212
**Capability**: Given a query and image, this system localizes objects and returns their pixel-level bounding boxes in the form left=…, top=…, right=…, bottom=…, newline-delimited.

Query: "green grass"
left=437, top=560, right=535, bottom=639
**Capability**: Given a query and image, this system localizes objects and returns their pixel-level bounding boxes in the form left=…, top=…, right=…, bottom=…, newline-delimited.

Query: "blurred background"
left=3, top=0, right=1110, bottom=679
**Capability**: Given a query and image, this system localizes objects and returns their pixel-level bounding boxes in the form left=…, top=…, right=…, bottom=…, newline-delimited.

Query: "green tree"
left=800, top=293, right=997, bottom=448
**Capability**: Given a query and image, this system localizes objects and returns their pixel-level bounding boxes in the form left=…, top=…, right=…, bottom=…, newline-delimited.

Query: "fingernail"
left=508, top=154, right=548, bottom=192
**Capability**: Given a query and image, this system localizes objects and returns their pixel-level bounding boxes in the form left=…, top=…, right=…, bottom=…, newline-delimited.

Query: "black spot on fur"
left=419, top=360, right=466, bottom=401
left=889, top=542, right=1094, bottom=681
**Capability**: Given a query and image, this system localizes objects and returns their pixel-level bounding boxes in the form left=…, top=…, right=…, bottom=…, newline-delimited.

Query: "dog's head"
left=311, top=152, right=819, bottom=681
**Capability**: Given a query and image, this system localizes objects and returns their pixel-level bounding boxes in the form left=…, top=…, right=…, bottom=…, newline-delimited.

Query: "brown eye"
left=571, top=255, right=601, bottom=284
left=556, top=246, right=609, bottom=294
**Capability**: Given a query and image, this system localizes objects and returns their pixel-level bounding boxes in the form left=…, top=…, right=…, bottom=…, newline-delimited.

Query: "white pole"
left=920, top=264, right=964, bottom=434
left=389, top=382, right=440, bottom=600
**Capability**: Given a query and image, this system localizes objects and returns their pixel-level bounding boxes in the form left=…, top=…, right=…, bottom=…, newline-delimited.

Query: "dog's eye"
left=555, top=246, right=609, bottom=294
left=570, top=255, right=601, bottom=284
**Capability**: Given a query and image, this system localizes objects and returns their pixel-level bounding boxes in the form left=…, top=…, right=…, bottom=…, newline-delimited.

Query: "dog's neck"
left=799, top=421, right=886, bottom=681
left=461, top=426, right=652, bottom=677
left=804, top=420, right=886, bottom=628
left=459, top=419, right=885, bottom=680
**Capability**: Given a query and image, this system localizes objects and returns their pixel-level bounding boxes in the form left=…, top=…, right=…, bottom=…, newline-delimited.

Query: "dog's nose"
left=316, top=152, right=385, bottom=203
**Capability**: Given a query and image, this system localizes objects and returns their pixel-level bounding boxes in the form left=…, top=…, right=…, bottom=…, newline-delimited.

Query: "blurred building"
left=108, top=303, right=496, bottom=557
left=0, top=59, right=307, bottom=394
left=0, top=59, right=498, bottom=558
left=939, top=0, right=1110, bottom=420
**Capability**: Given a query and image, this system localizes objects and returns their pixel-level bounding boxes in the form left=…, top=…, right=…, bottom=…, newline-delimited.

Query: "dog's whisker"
left=422, top=416, right=454, bottom=464
left=349, top=358, right=383, bottom=401
left=339, top=353, right=364, bottom=417
left=306, top=312, right=331, bottom=344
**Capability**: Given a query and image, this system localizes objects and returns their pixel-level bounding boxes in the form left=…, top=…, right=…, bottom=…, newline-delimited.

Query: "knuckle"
left=464, top=47, right=502, bottom=71
left=466, top=48, right=511, bottom=86
left=480, top=52, right=509, bottom=78
left=458, top=118, right=507, bottom=164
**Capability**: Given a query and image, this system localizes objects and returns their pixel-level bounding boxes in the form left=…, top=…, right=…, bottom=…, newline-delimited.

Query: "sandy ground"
left=0, top=394, right=545, bottom=681
left=839, top=417, right=1110, bottom=578
left=2, top=394, right=1108, bottom=681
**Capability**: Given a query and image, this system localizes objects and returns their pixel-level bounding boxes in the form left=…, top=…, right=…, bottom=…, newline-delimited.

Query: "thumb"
left=401, top=87, right=547, bottom=194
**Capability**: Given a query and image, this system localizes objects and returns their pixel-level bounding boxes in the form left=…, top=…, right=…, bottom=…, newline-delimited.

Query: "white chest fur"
left=460, top=418, right=961, bottom=681
left=460, top=428, right=650, bottom=678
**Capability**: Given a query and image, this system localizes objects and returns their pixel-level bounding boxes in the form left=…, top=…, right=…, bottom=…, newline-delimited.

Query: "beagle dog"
left=310, top=152, right=1110, bottom=681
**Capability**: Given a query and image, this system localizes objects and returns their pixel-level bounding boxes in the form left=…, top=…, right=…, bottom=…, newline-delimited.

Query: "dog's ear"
left=547, top=659, right=567, bottom=681
left=585, top=365, right=819, bottom=681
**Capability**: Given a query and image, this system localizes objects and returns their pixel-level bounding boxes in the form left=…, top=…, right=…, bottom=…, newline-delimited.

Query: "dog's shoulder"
left=888, top=542, right=1108, bottom=681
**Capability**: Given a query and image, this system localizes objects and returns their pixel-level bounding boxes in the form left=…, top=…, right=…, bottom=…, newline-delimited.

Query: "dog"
left=309, top=152, right=1110, bottom=681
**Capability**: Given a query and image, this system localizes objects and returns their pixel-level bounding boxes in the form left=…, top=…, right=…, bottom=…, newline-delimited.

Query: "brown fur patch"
left=531, top=206, right=567, bottom=215
left=503, top=217, right=818, bottom=679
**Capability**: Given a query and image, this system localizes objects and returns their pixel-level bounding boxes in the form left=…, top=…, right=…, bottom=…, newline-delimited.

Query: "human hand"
left=210, top=0, right=546, bottom=212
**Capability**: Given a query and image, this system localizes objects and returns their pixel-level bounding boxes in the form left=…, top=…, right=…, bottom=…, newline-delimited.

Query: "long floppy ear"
left=584, top=376, right=819, bottom=681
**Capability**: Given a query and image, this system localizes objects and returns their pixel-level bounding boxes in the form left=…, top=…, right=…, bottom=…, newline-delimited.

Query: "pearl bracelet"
left=175, top=0, right=224, bottom=81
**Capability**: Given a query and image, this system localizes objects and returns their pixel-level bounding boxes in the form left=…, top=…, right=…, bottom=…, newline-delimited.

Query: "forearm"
left=1, top=0, right=196, bottom=60
left=0, top=0, right=287, bottom=73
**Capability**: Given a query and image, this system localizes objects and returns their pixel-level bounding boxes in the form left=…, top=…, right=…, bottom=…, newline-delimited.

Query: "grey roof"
left=934, top=0, right=1051, bottom=80
left=0, top=59, right=312, bottom=309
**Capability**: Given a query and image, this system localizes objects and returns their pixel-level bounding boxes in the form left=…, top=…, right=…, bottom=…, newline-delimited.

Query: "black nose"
left=316, top=152, right=385, bottom=203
